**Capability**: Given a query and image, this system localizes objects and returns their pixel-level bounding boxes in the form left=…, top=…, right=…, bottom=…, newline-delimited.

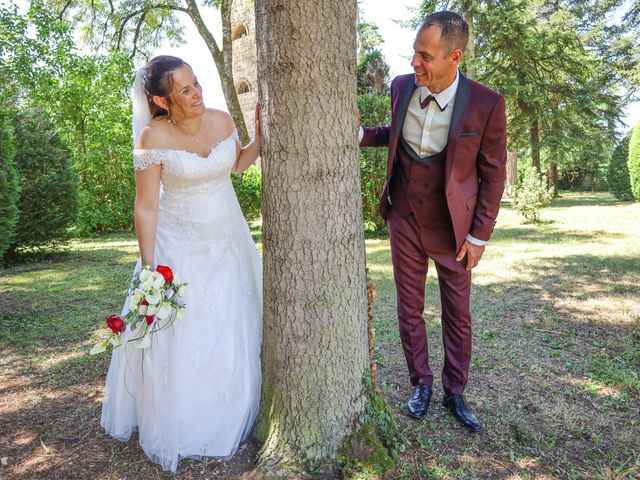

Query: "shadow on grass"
left=548, top=192, right=622, bottom=208
left=0, top=247, right=137, bottom=351
left=0, top=370, right=258, bottom=480
left=490, top=225, right=626, bottom=244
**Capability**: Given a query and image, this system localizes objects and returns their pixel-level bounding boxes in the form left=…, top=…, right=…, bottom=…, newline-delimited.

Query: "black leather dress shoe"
left=442, top=395, right=483, bottom=432
left=406, top=385, right=433, bottom=419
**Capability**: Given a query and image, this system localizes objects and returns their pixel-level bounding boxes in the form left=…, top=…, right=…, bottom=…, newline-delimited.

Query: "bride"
left=100, top=55, right=262, bottom=472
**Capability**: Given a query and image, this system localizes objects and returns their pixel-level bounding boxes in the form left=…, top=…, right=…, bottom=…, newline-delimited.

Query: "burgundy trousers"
left=386, top=209, right=473, bottom=396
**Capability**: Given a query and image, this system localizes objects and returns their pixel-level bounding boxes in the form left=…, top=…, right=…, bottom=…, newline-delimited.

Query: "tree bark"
left=506, top=148, right=518, bottom=196
left=255, top=0, right=370, bottom=474
left=548, top=162, right=558, bottom=197
left=530, top=115, right=541, bottom=172
left=464, top=10, right=475, bottom=79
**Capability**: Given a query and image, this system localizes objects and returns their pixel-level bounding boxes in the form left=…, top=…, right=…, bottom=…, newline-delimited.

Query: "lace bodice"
left=132, top=129, right=240, bottom=221
left=132, top=128, right=239, bottom=173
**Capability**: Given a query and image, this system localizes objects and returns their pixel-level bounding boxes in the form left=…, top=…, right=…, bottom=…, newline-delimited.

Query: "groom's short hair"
left=419, top=11, right=469, bottom=54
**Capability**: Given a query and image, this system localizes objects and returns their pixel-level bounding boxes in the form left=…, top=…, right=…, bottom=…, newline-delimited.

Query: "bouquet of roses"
left=90, top=265, right=187, bottom=354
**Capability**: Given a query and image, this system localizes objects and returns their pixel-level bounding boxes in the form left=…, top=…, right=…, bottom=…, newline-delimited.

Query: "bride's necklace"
left=173, top=119, right=202, bottom=143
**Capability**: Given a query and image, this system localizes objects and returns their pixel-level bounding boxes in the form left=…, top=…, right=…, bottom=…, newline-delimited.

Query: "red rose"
left=146, top=315, right=155, bottom=325
left=141, top=298, right=148, bottom=306
left=156, top=265, right=174, bottom=283
left=106, top=314, right=125, bottom=334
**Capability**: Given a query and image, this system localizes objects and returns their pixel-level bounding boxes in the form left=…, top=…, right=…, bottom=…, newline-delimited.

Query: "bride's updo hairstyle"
left=143, top=55, right=191, bottom=118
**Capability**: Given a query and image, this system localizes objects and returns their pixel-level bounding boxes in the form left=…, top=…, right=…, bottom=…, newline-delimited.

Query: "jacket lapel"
left=395, top=78, right=417, bottom=138
left=445, top=72, right=470, bottom=184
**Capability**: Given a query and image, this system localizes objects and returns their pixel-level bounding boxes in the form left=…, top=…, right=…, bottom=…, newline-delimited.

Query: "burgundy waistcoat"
left=388, top=136, right=455, bottom=252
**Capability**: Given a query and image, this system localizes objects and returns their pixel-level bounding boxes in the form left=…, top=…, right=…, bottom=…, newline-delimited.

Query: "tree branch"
left=183, top=0, right=222, bottom=60
left=57, top=0, right=73, bottom=21
left=130, top=11, right=146, bottom=59
left=113, top=4, right=188, bottom=52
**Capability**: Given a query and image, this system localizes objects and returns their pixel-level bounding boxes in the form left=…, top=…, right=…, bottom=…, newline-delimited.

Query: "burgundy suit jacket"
left=361, top=72, right=507, bottom=252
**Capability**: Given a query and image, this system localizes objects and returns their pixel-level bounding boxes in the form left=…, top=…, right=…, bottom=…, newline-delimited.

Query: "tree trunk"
left=506, top=148, right=518, bottom=196
left=464, top=11, right=475, bottom=79
left=184, top=0, right=250, bottom=144
left=255, top=0, right=370, bottom=475
left=530, top=115, right=541, bottom=172
left=548, top=162, right=558, bottom=197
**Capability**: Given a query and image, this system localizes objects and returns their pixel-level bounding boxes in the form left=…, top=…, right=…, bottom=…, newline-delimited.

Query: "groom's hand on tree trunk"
left=456, top=240, right=486, bottom=271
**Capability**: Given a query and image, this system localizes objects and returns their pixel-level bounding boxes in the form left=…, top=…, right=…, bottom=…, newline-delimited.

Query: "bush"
left=56, top=55, right=136, bottom=235
left=0, top=109, right=20, bottom=258
left=8, top=107, right=77, bottom=253
left=608, top=135, right=634, bottom=201
left=232, top=164, right=262, bottom=222
left=74, top=144, right=135, bottom=235
left=358, top=92, right=391, bottom=231
left=629, top=122, right=640, bottom=201
left=513, top=168, right=552, bottom=223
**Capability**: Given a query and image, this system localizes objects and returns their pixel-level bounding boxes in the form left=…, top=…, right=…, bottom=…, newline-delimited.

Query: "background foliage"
left=232, top=165, right=262, bottom=222
left=629, top=121, right=640, bottom=201
left=8, top=107, right=78, bottom=254
left=413, top=0, right=637, bottom=193
left=0, top=107, right=20, bottom=258
left=608, top=134, right=634, bottom=201
left=0, top=0, right=638, bottom=260
left=357, top=21, right=391, bottom=231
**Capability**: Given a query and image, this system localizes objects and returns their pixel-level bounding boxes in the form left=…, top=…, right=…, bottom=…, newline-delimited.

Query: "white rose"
left=139, top=304, right=147, bottom=315
left=146, top=304, right=159, bottom=316
left=177, top=284, right=187, bottom=296
left=175, top=308, right=185, bottom=321
left=156, top=301, right=173, bottom=320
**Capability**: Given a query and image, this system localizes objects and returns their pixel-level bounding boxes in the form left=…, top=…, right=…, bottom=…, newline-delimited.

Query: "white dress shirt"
left=403, top=72, right=458, bottom=157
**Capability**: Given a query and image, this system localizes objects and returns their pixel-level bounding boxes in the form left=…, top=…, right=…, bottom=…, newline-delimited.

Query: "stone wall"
left=230, top=0, right=257, bottom=139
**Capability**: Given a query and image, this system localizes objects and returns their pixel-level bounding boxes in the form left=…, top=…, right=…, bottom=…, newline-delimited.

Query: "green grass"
left=365, top=192, right=640, bottom=480
left=1, top=192, right=639, bottom=479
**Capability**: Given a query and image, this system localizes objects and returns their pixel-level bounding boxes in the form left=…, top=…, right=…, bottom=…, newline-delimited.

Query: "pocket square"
left=459, top=131, right=480, bottom=137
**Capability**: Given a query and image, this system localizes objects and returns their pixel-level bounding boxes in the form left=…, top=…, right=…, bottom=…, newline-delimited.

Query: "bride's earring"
left=167, top=109, right=175, bottom=124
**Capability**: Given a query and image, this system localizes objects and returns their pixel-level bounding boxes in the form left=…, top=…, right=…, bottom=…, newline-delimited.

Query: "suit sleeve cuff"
left=358, top=126, right=364, bottom=143
left=466, top=234, right=486, bottom=246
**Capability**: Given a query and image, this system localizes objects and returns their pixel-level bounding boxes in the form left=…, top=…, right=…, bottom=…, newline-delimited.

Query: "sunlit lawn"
left=0, top=192, right=638, bottom=479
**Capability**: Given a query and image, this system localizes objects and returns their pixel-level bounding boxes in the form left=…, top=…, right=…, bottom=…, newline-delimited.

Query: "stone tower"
left=230, top=0, right=257, bottom=139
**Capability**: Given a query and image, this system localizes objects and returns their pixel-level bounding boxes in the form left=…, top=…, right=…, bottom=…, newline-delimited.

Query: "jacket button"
left=409, top=179, right=416, bottom=184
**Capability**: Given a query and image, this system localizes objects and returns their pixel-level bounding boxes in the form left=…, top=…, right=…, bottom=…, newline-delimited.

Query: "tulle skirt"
left=101, top=205, right=262, bottom=472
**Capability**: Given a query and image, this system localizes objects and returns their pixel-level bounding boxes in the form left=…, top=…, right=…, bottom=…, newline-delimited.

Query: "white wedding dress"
left=100, top=129, right=262, bottom=472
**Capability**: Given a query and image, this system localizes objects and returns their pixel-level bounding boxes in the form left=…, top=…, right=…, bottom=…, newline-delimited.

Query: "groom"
left=359, top=11, right=506, bottom=432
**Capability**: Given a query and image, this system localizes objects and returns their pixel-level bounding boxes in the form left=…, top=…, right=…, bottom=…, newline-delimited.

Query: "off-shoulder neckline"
left=133, top=128, right=238, bottom=160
